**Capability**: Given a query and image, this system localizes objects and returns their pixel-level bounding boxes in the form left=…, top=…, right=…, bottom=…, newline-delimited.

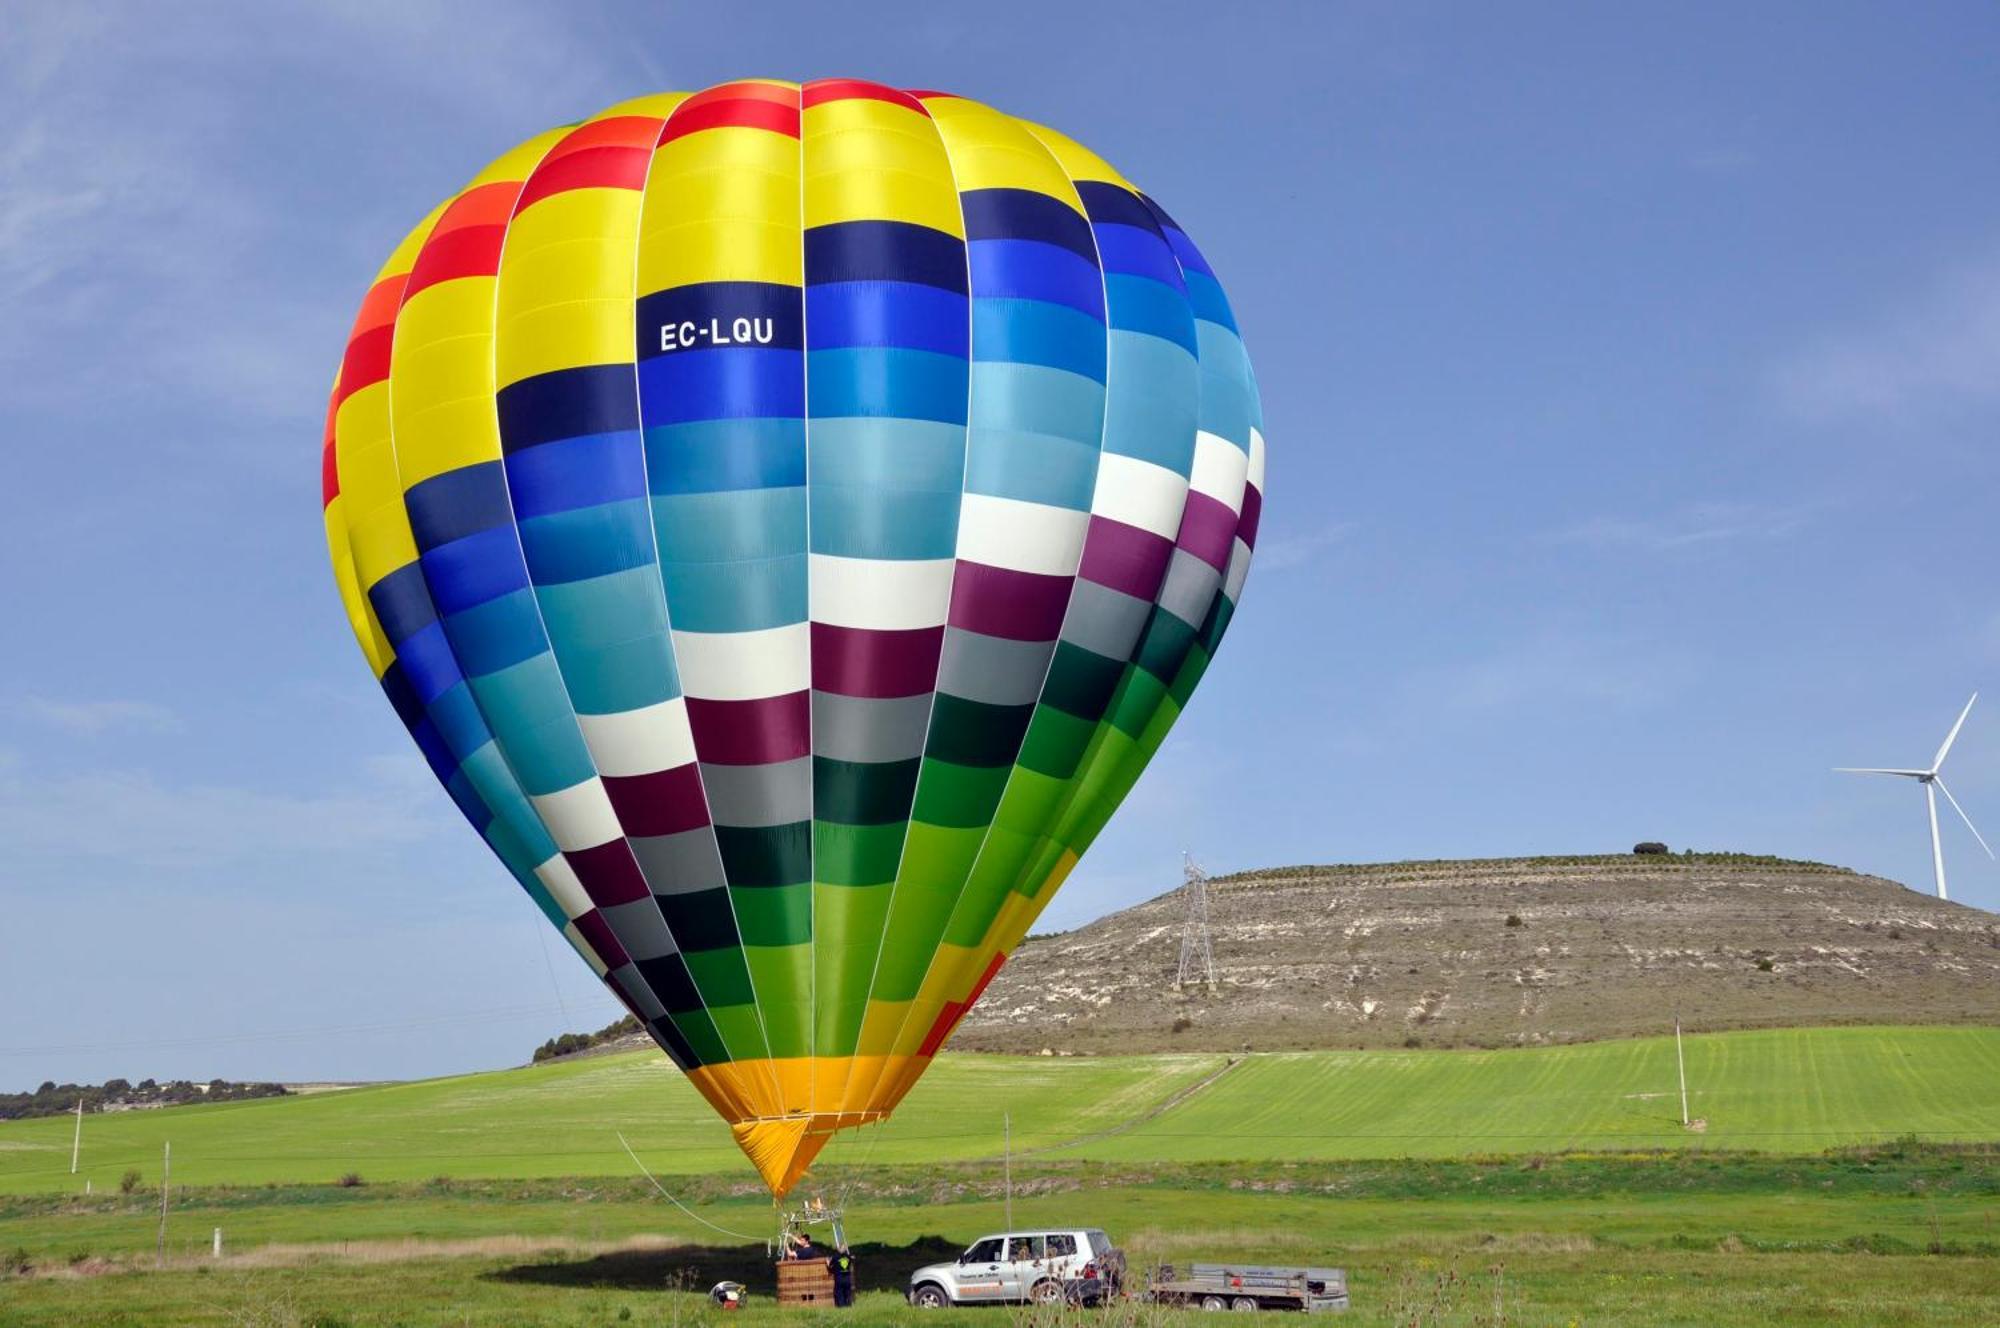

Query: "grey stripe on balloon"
left=1059, top=576, right=1155, bottom=660
left=631, top=829, right=729, bottom=895
left=935, top=629, right=1057, bottom=707
left=811, top=691, right=933, bottom=764
left=600, top=897, right=680, bottom=960
left=699, top=757, right=811, bottom=828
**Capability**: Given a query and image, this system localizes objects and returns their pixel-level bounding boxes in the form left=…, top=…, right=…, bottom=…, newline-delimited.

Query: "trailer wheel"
left=1201, top=1295, right=1228, bottom=1311
left=1231, top=1295, right=1258, bottom=1311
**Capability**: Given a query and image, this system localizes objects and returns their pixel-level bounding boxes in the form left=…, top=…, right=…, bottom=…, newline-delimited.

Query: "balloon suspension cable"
left=616, top=1132, right=767, bottom=1247
left=833, top=1116, right=889, bottom=1213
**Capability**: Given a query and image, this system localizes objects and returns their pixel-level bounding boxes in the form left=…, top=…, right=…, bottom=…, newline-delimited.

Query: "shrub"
left=1634, top=842, right=1669, bottom=856
left=1170, top=1014, right=1193, bottom=1034
left=119, top=1169, right=142, bottom=1195
left=1403, top=1035, right=1423, bottom=1048
left=337, top=1172, right=365, bottom=1188
left=1504, top=914, right=1523, bottom=928
left=1756, top=958, right=1775, bottom=972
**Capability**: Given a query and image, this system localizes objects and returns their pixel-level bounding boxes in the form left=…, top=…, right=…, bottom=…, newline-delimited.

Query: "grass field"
left=4, top=1026, right=1997, bottom=1324
left=4, top=1026, right=1996, bottom=1196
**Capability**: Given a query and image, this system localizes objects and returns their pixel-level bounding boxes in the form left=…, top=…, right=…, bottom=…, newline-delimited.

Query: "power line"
left=0, top=998, right=625, bottom=1058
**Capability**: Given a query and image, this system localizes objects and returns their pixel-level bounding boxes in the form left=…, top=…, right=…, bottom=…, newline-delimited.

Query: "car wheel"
left=1231, top=1295, right=1259, bottom=1311
left=1031, top=1279, right=1063, bottom=1304
left=1201, top=1294, right=1228, bottom=1311
left=912, top=1283, right=950, bottom=1309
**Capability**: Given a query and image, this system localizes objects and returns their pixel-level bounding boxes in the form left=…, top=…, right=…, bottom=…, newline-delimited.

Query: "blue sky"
left=5, top=2, right=2000, bottom=1090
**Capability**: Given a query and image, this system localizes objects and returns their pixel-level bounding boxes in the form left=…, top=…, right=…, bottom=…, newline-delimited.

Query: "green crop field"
left=3, top=1026, right=1996, bottom=1195
left=4, top=1026, right=1998, bottom=1325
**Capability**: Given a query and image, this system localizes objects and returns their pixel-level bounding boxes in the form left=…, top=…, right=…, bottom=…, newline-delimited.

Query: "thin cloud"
left=0, top=753, right=444, bottom=874
left=1542, top=499, right=1816, bottom=553
left=1254, top=521, right=1353, bottom=572
left=1411, top=630, right=1698, bottom=715
left=19, top=698, right=185, bottom=737
left=1773, top=250, right=2000, bottom=422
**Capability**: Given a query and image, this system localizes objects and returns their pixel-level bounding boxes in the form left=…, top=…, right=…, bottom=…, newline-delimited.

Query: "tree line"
left=0, top=1077, right=289, bottom=1120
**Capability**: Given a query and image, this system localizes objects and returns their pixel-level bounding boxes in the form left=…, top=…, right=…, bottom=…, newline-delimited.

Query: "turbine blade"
left=1832, top=768, right=1928, bottom=776
left=1932, top=693, right=1978, bottom=771
left=1933, top=778, right=1995, bottom=860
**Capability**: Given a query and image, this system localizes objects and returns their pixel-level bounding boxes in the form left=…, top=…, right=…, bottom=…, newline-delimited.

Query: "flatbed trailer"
left=1146, top=1262, right=1348, bottom=1313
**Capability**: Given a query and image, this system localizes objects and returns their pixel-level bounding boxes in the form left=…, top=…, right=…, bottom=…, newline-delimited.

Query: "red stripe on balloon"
left=658, top=93, right=800, bottom=144
left=514, top=144, right=653, bottom=212
left=335, top=323, right=396, bottom=404
left=1237, top=481, right=1263, bottom=551
left=601, top=764, right=711, bottom=838
left=321, top=434, right=339, bottom=507
left=566, top=841, right=654, bottom=907
left=572, top=909, right=630, bottom=969
left=1176, top=490, right=1239, bottom=573
left=684, top=693, right=811, bottom=765
left=403, top=223, right=507, bottom=299
left=947, top=563, right=1072, bottom=642
left=918, top=951, right=1008, bottom=1057
left=802, top=79, right=928, bottom=114
left=811, top=623, right=945, bottom=698
left=1076, top=516, right=1176, bottom=602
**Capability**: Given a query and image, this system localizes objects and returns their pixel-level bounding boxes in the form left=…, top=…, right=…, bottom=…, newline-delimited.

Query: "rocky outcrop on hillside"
left=951, top=856, right=2000, bottom=1053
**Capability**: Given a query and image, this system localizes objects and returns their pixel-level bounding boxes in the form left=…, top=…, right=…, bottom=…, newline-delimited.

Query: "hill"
left=2, top=1027, right=1996, bottom=1193
left=953, top=854, right=2000, bottom=1053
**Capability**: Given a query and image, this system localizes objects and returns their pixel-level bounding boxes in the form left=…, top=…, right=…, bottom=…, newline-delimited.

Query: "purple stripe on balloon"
left=573, top=908, right=631, bottom=969
left=1237, top=481, right=1263, bottom=550
left=566, top=840, right=654, bottom=906
left=602, top=763, right=710, bottom=837
left=686, top=692, right=811, bottom=764
left=1077, top=515, right=1175, bottom=601
left=947, top=561, right=1072, bottom=642
left=1177, top=490, right=1239, bottom=572
left=811, top=622, right=945, bottom=698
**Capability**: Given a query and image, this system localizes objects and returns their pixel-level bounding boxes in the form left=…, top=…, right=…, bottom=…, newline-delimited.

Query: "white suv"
left=908, top=1228, right=1119, bottom=1307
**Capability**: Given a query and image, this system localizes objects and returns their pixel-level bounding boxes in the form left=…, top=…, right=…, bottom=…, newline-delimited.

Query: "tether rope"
left=616, top=1132, right=767, bottom=1245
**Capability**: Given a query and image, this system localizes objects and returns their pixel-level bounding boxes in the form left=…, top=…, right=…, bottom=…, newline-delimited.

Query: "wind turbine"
left=1835, top=693, right=1993, bottom=900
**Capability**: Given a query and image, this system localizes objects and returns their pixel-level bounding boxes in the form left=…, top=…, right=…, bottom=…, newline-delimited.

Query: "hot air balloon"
left=321, top=79, right=1264, bottom=1197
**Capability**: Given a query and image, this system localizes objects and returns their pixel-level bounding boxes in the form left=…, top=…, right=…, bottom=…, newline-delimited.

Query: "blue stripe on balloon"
left=805, top=281, right=969, bottom=356
left=558, top=633, right=677, bottom=714
left=534, top=566, right=671, bottom=653
left=967, top=239, right=1104, bottom=320
left=405, top=461, right=514, bottom=552
left=810, top=482, right=960, bottom=560
left=516, top=500, right=656, bottom=584
left=1183, top=270, right=1239, bottom=334
left=971, top=299, right=1107, bottom=383
left=1100, top=331, right=1200, bottom=471
left=805, top=220, right=967, bottom=292
left=367, top=562, right=438, bottom=645
left=422, top=526, right=533, bottom=617
left=636, top=348, right=805, bottom=424
left=496, top=363, right=641, bottom=455
left=427, top=680, right=495, bottom=762
left=465, top=657, right=595, bottom=794
left=504, top=431, right=646, bottom=520
left=442, top=588, right=548, bottom=678
left=1074, top=180, right=1157, bottom=229
left=643, top=419, right=806, bottom=494
left=960, top=188, right=1098, bottom=264
left=394, top=619, right=465, bottom=705
left=1091, top=224, right=1187, bottom=292
left=1102, top=273, right=1199, bottom=356
left=650, top=487, right=804, bottom=563
left=807, top=347, right=967, bottom=423
left=459, top=740, right=559, bottom=861
left=659, top=555, right=806, bottom=633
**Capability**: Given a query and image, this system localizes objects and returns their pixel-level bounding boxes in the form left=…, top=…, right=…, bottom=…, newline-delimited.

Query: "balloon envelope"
left=322, top=79, right=1264, bottom=1195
